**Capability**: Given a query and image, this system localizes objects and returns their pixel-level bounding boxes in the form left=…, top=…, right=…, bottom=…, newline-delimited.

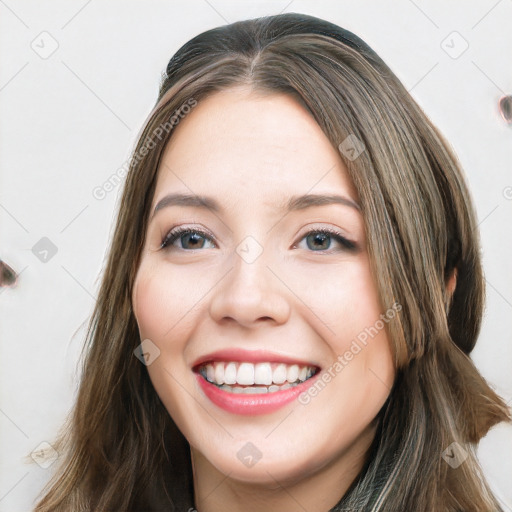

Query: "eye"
left=159, top=226, right=357, bottom=252
left=294, top=228, right=357, bottom=252
left=160, top=227, right=216, bottom=251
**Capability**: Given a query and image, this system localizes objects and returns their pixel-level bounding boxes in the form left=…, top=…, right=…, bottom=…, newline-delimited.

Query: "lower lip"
left=195, top=372, right=320, bottom=415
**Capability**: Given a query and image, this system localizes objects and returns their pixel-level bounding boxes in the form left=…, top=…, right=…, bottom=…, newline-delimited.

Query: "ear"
left=446, top=267, right=457, bottom=298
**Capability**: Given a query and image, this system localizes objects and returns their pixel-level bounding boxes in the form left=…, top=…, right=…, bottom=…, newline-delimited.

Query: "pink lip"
left=195, top=371, right=320, bottom=415
left=191, top=348, right=319, bottom=369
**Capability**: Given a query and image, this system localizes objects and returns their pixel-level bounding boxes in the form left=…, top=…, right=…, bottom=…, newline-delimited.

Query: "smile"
left=197, top=361, right=317, bottom=393
left=192, top=351, right=321, bottom=415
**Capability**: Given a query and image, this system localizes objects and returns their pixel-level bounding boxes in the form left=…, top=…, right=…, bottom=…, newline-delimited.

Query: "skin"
left=132, top=85, right=396, bottom=512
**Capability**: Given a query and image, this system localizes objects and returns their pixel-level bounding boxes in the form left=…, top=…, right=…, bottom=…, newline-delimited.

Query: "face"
left=132, top=85, right=395, bottom=486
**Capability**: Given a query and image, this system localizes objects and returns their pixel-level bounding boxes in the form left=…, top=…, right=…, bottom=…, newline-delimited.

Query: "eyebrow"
left=151, top=192, right=360, bottom=221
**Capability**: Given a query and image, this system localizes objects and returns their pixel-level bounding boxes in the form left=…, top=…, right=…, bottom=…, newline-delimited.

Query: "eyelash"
left=159, top=226, right=357, bottom=252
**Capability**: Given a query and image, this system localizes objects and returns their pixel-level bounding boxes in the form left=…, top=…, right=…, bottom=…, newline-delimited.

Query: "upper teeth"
left=200, top=362, right=315, bottom=386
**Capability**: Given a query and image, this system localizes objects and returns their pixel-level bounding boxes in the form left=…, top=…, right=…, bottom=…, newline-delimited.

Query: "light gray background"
left=1, top=1, right=511, bottom=510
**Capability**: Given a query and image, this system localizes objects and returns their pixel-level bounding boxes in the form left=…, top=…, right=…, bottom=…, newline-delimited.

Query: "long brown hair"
left=33, top=13, right=510, bottom=511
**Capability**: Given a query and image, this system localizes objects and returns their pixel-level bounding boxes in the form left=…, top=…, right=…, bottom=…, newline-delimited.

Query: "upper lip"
left=191, top=348, right=321, bottom=370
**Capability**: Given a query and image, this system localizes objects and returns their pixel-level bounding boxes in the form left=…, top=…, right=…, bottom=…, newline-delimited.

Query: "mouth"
left=191, top=349, right=322, bottom=415
left=192, top=351, right=322, bottom=416
left=194, top=361, right=320, bottom=394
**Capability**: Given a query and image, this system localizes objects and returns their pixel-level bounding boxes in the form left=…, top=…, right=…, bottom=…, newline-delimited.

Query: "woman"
left=34, top=12, right=511, bottom=512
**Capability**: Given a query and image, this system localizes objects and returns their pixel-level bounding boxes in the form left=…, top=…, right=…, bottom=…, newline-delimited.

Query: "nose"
left=208, top=245, right=291, bottom=328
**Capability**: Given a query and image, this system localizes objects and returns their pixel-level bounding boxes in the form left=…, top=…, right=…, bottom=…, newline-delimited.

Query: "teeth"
left=224, top=362, right=237, bottom=385
left=237, top=362, right=255, bottom=385
left=218, top=382, right=294, bottom=394
left=206, top=364, right=215, bottom=382
left=272, top=363, right=287, bottom=384
left=254, top=363, right=273, bottom=385
left=214, top=363, right=224, bottom=385
left=287, top=364, right=299, bottom=383
left=200, top=361, right=317, bottom=390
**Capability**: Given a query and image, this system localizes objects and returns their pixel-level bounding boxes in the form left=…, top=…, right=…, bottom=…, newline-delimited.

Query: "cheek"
left=296, top=256, right=395, bottom=407
left=333, top=260, right=395, bottom=390
left=133, top=271, right=174, bottom=341
left=133, top=263, right=186, bottom=345
left=295, top=256, right=385, bottom=344
left=132, top=262, right=197, bottom=423
left=132, top=259, right=202, bottom=343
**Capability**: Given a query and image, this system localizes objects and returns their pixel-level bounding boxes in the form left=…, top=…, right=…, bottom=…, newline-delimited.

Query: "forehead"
left=153, top=86, right=358, bottom=209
